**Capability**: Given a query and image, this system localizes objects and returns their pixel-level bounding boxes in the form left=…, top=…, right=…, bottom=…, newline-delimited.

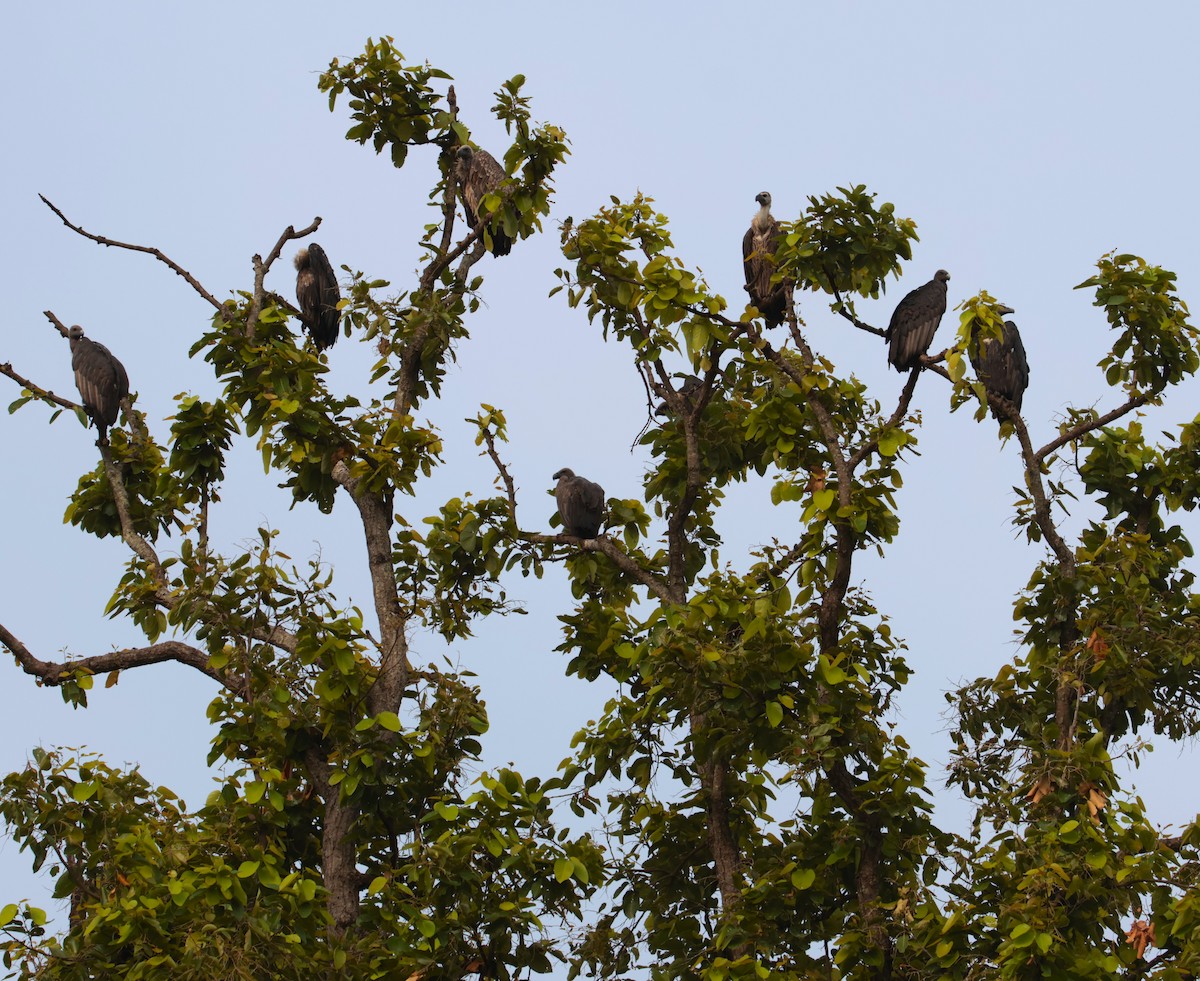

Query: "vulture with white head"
left=886, top=269, right=950, bottom=371
left=742, top=191, right=788, bottom=328
left=69, top=325, right=129, bottom=443
left=553, top=468, right=605, bottom=539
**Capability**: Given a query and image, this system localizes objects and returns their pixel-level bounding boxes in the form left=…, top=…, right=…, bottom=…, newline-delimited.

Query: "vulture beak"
left=997, top=305, right=1015, bottom=315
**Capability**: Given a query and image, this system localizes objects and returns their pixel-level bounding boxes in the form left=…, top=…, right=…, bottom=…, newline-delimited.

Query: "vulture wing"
left=743, top=221, right=786, bottom=328
left=296, top=244, right=341, bottom=351
left=71, top=331, right=129, bottom=440
left=973, top=319, right=1030, bottom=417
left=554, top=469, right=605, bottom=538
left=458, top=147, right=513, bottom=256
left=886, top=274, right=949, bottom=371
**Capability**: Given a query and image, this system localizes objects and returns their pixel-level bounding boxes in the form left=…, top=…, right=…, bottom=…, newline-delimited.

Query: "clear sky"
left=4, top=3, right=1200, bottom=923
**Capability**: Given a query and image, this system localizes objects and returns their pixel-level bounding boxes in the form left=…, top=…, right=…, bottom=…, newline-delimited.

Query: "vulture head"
left=935, top=269, right=951, bottom=285
left=68, top=324, right=85, bottom=343
left=293, top=246, right=310, bottom=272
left=755, top=191, right=772, bottom=208
left=455, top=145, right=474, bottom=165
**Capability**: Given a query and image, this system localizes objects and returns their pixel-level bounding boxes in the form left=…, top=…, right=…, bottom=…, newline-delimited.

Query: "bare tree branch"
left=521, top=532, right=676, bottom=605
left=39, top=195, right=223, bottom=311
left=0, top=362, right=81, bottom=412
left=0, top=622, right=244, bottom=694
left=830, top=285, right=886, bottom=338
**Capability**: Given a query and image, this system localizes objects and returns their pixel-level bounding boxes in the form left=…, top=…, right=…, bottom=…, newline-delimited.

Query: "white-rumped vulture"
left=553, top=468, right=605, bottom=539
left=885, top=269, right=950, bottom=371
left=970, top=306, right=1029, bottom=418
left=69, top=325, right=129, bottom=443
left=294, top=244, right=341, bottom=351
left=742, top=191, right=787, bottom=328
left=454, top=145, right=513, bottom=257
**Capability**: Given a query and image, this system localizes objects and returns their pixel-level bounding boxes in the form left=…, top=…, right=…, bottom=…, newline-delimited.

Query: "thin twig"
left=830, top=285, right=886, bottom=338
left=479, top=426, right=519, bottom=522
left=1035, top=395, right=1148, bottom=464
left=39, top=194, right=223, bottom=310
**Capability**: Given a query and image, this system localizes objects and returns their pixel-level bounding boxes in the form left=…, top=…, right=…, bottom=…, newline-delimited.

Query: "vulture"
left=553, top=468, right=605, bottom=539
left=654, top=374, right=703, bottom=417
left=742, top=191, right=788, bottom=328
left=294, top=243, right=341, bottom=351
left=69, top=325, right=129, bottom=443
left=885, top=269, right=951, bottom=372
left=970, top=306, right=1029, bottom=418
left=454, top=145, right=513, bottom=257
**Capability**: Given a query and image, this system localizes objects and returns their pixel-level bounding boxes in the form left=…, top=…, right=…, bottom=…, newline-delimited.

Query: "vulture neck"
left=753, top=204, right=774, bottom=233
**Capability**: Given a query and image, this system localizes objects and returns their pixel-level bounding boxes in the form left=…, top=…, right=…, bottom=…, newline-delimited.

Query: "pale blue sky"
left=4, top=3, right=1200, bottom=924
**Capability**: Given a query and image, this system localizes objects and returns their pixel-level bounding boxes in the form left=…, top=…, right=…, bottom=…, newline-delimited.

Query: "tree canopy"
left=5, top=36, right=1200, bottom=981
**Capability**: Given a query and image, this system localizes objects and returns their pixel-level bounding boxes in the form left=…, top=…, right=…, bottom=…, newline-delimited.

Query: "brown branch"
left=39, top=195, right=223, bottom=311
left=246, top=219, right=322, bottom=343
left=521, top=532, right=676, bottom=605
left=479, top=425, right=519, bottom=522
left=331, top=461, right=409, bottom=719
left=0, top=362, right=81, bottom=412
left=1035, top=395, right=1149, bottom=464
left=43, top=310, right=70, bottom=338
left=0, top=622, right=245, bottom=694
left=830, top=285, right=886, bottom=338
left=849, top=367, right=921, bottom=470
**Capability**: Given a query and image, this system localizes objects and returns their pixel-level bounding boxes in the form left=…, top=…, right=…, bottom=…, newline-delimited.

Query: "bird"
left=654, top=374, right=703, bottom=417
left=553, top=468, right=605, bottom=539
left=294, top=244, right=341, bottom=350
left=742, top=191, right=789, bottom=329
left=970, top=306, right=1029, bottom=418
left=885, top=269, right=951, bottom=371
left=69, top=325, right=129, bottom=444
left=454, top=145, right=513, bottom=256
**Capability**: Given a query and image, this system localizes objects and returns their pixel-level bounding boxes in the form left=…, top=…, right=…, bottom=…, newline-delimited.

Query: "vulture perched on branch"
left=886, top=269, right=951, bottom=371
left=742, top=191, right=788, bottom=328
left=294, top=244, right=341, bottom=351
left=455, top=145, right=513, bottom=257
left=69, top=325, right=129, bottom=443
left=553, top=468, right=605, bottom=539
left=970, top=306, right=1029, bottom=418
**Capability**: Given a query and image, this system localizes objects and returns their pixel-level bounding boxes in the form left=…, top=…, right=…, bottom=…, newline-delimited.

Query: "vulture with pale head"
left=886, top=269, right=950, bottom=371
left=742, top=191, right=788, bottom=328
left=455, top=145, right=513, bottom=257
left=970, top=306, right=1029, bottom=418
left=69, top=325, right=129, bottom=443
left=294, top=244, right=341, bottom=351
left=553, top=468, right=605, bottom=539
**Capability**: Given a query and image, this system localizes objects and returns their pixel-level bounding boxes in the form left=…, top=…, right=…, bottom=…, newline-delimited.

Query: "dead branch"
left=830, top=285, right=886, bottom=338
left=1035, top=395, right=1149, bottom=464
left=39, top=195, right=223, bottom=311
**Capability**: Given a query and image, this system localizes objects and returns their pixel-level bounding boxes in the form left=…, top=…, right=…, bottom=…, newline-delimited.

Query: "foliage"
left=6, top=37, right=1200, bottom=981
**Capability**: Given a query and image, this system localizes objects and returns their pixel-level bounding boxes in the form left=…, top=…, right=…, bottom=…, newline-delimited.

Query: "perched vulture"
left=294, top=244, right=341, bottom=351
left=885, top=269, right=951, bottom=372
left=69, top=325, right=129, bottom=443
left=742, top=191, right=788, bottom=328
left=454, top=145, right=512, bottom=257
left=970, top=306, right=1029, bottom=418
left=553, top=468, right=605, bottom=539
left=654, top=374, right=703, bottom=417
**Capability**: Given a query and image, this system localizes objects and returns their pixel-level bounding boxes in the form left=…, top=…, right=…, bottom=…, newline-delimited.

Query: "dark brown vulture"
left=69, top=325, right=129, bottom=443
left=655, top=374, right=703, bottom=417
left=970, top=306, right=1029, bottom=419
left=294, top=244, right=341, bottom=351
left=454, top=145, right=512, bottom=257
left=553, top=468, right=605, bottom=539
left=742, top=191, right=788, bottom=328
left=885, top=269, right=951, bottom=371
